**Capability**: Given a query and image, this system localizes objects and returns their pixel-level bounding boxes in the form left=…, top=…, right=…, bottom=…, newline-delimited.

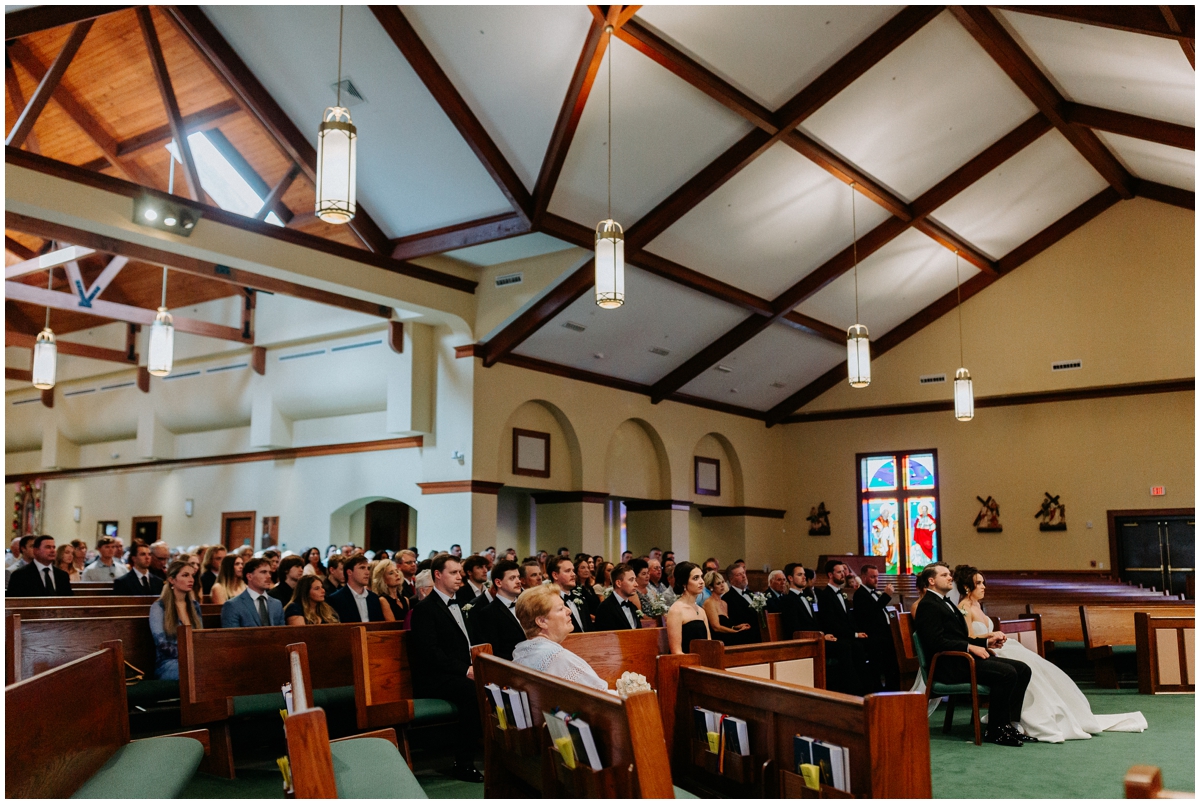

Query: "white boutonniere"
left=635, top=609, right=646, bottom=619
left=461, top=603, right=474, bottom=613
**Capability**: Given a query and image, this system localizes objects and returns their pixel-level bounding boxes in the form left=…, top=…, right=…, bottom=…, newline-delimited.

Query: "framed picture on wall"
left=695, top=456, right=721, bottom=496
left=512, top=428, right=551, bottom=478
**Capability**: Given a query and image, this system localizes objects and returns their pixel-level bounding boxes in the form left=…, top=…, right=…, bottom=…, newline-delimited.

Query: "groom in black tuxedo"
left=915, top=562, right=1034, bottom=747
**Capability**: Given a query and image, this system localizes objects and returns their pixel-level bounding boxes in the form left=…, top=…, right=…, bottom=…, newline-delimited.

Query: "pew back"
left=1134, top=614, right=1195, bottom=694
left=1029, top=601, right=1194, bottom=646
left=348, top=627, right=417, bottom=728
left=996, top=615, right=1045, bottom=657
left=4, top=595, right=157, bottom=608
left=12, top=603, right=223, bottom=620
left=691, top=636, right=826, bottom=689
left=561, top=627, right=668, bottom=688
left=1081, top=605, right=1196, bottom=656
left=892, top=612, right=920, bottom=686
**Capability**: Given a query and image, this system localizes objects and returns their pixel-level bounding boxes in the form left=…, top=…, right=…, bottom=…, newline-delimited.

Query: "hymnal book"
left=544, top=710, right=576, bottom=769
left=485, top=683, right=509, bottom=729
left=840, top=744, right=851, bottom=793
left=503, top=687, right=530, bottom=729
left=793, top=735, right=814, bottom=770
left=282, top=682, right=294, bottom=715
left=722, top=717, right=750, bottom=756
left=693, top=707, right=721, bottom=753
left=566, top=717, right=604, bottom=771
left=811, top=740, right=836, bottom=788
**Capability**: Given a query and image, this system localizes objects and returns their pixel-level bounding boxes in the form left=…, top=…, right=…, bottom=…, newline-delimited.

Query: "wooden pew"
left=472, top=650, right=679, bottom=798
left=1082, top=605, right=1196, bottom=687
left=4, top=594, right=159, bottom=608
left=5, top=640, right=210, bottom=798
left=1125, top=765, right=1193, bottom=798
left=765, top=611, right=782, bottom=641
left=1029, top=601, right=1194, bottom=650
left=673, top=665, right=930, bottom=798
left=11, top=603, right=223, bottom=620
left=994, top=614, right=1045, bottom=657
left=177, top=621, right=403, bottom=779
left=1135, top=613, right=1195, bottom=694
left=691, top=636, right=826, bottom=689
left=891, top=612, right=920, bottom=689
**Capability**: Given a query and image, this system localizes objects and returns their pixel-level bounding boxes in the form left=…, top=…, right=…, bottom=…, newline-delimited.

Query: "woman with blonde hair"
left=511, top=584, right=608, bottom=690
left=55, top=543, right=81, bottom=583
left=70, top=539, right=88, bottom=576
left=209, top=553, right=246, bottom=605
left=285, top=574, right=340, bottom=625
left=150, top=559, right=204, bottom=680
left=370, top=559, right=405, bottom=622
left=702, top=571, right=751, bottom=644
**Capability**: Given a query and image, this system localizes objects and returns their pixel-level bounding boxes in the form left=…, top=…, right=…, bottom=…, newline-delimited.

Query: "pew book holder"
left=690, top=738, right=767, bottom=788
left=486, top=714, right=540, bottom=758
left=780, top=768, right=856, bottom=798
left=548, top=742, right=633, bottom=797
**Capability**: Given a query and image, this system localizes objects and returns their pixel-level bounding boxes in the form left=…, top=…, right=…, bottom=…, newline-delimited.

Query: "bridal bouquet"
left=747, top=592, right=769, bottom=612
left=639, top=596, right=671, bottom=618
left=615, top=671, right=653, bottom=699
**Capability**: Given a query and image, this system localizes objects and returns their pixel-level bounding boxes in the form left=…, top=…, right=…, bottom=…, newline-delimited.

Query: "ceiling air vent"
left=648, top=347, right=670, bottom=357
left=562, top=321, right=586, bottom=333
left=1052, top=359, right=1082, bottom=372
left=495, top=272, right=523, bottom=288
left=330, top=78, right=367, bottom=107
left=919, top=373, right=947, bottom=385
left=714, top=365, right=733, bottom=373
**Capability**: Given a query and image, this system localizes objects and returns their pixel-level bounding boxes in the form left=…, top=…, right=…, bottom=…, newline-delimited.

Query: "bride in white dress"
left=955, top=566, right=1147, bottom=743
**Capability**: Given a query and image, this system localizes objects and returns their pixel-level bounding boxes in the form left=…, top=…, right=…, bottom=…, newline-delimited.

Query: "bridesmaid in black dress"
left=666, top=561, right=711, bottom=653
left=702, top=571, right=752, bottom=645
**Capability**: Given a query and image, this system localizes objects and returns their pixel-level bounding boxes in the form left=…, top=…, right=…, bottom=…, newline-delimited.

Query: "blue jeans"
left=154, top=658, right=180, bottom=681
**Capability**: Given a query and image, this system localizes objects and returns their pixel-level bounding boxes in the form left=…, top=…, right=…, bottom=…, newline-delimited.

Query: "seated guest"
left=594, top=563, right=642, bottom=631
left=301, top=547, right=326, bottom=578
left=328, top=554, right=387, bottom=623
left=468, top=560, right=524, bottom=660
left=647, top=558, right=668, bottom=598
left=666, top=562, right=710, bottom=654
left=8, top=535, right=73, bottom=596
left=149, top=559, right=204, bottom=680
left=696, top=557, right=720, bottom=605
left=323, top=554, right=345, bottom=596
left=512, top=585, right=608, bottom=691
left=268, top=555, right=305, bottom=605
left=70, top=539, right=88, bottom=577
left=703, top=571, right=752, bottom=643
left=781, top=562, right=824, bottom=639
left=209, top=554, right=246, bottom=605
left=199, top=545, right=225, bottom=595
left=413, top=569, right=433, bottom=601
left=722, top=563, right=762, bottom=643
left=575, top=556, right=599, bottom=614
left=910, top=566, right=936, bottom=618
left=410, top=554, right=482, bottom=782
left=396, top=549, right=418, bottom=603
left=629, top=558, right=652, bottom=611
left=596, top=561, right=614, bottom=592
left=519, top=559, right=543, bottom=590
left=262, top=549, right=282, bottom=582
left=548, top=556, right=588, bottom=633
left=149, top=540, right=171, bottom=580
left=221, top=557, right=285, bottom=627
left=458, top=555, right=489, bottom=604
left=765, top=570, right=787, bottom=610
left=371, top=558, right=409, bottom=621
left=55, top=543, right=81, bottom=583
left=82, top=536, right=128, bottom=583
left=114, top=541, right=164, bottom=596
left=285, top=575, right=340, bottom=625
left=185, top=551, right=202, bottom=577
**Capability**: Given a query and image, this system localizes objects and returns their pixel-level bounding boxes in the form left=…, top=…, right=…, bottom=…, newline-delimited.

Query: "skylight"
left=166, top=133, right=284, bottom=226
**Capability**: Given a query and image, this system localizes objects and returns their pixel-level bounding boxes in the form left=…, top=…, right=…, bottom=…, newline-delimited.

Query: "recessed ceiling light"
left=715, top=365, right=733, bottom=373
left=163, top=217, right=177, bottom=226
left=143, top=208, right=158, bottom=221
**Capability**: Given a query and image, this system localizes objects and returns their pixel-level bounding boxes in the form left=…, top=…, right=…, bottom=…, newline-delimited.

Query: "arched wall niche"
left=604, top=418, right=671, bottom=500
left=497, top=399, right=583, bottom=490
left=692, top=432, right=744, bottom=506
left=328, top=495, right=417, bottom=552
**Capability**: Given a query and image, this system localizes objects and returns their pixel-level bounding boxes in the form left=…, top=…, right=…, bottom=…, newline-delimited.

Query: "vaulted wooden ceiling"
left=5, top=6, right=1195, bottom=423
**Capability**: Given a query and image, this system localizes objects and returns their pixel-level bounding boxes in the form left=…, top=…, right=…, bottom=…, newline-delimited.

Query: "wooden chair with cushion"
left=909, top=624, right=989, bottom=746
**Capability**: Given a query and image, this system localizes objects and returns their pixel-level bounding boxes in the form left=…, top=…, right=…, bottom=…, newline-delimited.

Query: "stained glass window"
left=857, top=450, right=940, bottom=575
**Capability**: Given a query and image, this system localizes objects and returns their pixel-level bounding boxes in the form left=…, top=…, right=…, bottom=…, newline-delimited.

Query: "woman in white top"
left=512, top=584, right=608, bottom=691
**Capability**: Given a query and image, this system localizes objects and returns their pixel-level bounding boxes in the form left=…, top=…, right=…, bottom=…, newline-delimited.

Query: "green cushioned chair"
left=235, top=687, right=358, bottom=719
left=125, top=679, right=181, bottom=707
left=411, top=697, right=458, bottom=726
left=72, top=736, right=205, bottom=799
left=912, top=631, right=990, bottom=746
left=314, top=685, right=357, bottom=710
left=1112, top=644, right=1138, bottom=656
left=673, top=785, right=700, bottom=798
left=330, top=736, right=428, bottom=799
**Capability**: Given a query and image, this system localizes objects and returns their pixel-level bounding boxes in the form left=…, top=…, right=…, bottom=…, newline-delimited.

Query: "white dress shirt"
left=435, top=588, right=470, bottom=642
left=612, top=589, right=639, bottom=628
left=349, top=584, right=371, bottom=622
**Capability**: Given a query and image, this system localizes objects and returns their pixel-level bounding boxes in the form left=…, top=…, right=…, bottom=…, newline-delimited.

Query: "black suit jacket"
left=469, top=591, right=492, bottom=611
left=559, top=590, right=589, bottom=633
left=781, top=590, right=820, bottom=638
left=468, top=595, right=524, bottom=661
left=722, top=587, right=761, bottom=643
left=457, top=583, right=484, bottom=607
left=200, top=570, right=218, bottom=595
left=766, top=590, right=787, bottom=614
left=914, top=591, right=986, bottom=657
left=113, top=570, right=162, bottom=596
left=593, top=592, right=640, bottom=631
left=7, top=563, right=73, bottom=596
left=411, top=591, right=472, bottom=693
left=816, top=584, right=856, bottom=640
left=268, top=582, right=297, bottom=607
left=327, top=586, right=385, bottom=623
left=853, top=586, right=893, bottom=638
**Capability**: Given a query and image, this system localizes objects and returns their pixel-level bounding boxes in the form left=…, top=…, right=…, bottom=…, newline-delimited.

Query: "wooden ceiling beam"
left=4, top=6, right=130, bottom=41
left=1062, top=102, right=1194, bottom=150
left=5, top=329, right=136, bottom=364
left=114, top=98, right=242, bottom=160
left=164, top=6, right=392, bottom=255
left=5, top=236, right=37, bottom=260
left=780, top=131, right=913, bottom=221
left=950, top=6, right=1136, bottom=198
left=1135, top=180, right=1195, bottom=210
left=390, top=213, right=529, bottom=261
left=764, top=187, right=1123, bottom=425
left=5, top=245, right=96, bottom=280
left=255, top=163, right=300, bottom=222
left=5, top=20, right=92, bottom=149
left=136, top=7, right=203, bottom=202
left=779, top=312, right=846, bottom=345
left=370, top=5, right=534, bottom=223
left=995, top=5, right=1194, bottom=41
left=481, top=258, right=596, bottom=367
left=5, top=53, right=41, bottom=154
left=1159, top=6, right=1197, bottom=67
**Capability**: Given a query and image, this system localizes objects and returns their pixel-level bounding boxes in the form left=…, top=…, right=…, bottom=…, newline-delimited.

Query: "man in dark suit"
left=468, top=560, right=523, bottom=660
left=722, top=564, right=761, bottom=644
left=411, top=554, right=482, bottom=782
left=780, top=563, right=822, bottom=638
left=548, top=556, right=588, bottom=633
left=221, top=558, right=286, bottom=627
left=817, top=560, right=869, bottom=694
left=6, top=535, right=73, bottom=597
left=594, top=563, right=642, bottom=631
left=113, top=541, right=164, bottom=596
left=328, top=555, right=385, bottom=623
left=854, top=564, right=900, bottom=691
left=268, top=555, right=306, bottom=607
left=458, top=555, right=489, bottom=605
left=765, top=570, right=788, bottom=613
left=915, top=562, right=1032, bottom=747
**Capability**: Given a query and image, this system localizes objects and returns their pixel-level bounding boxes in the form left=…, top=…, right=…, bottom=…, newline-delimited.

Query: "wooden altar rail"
left=692, top=635, right=826, bottom=690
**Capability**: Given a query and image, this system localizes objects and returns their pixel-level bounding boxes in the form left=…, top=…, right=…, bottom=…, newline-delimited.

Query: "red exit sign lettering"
left=1150, top=486, right=1166, bottom=497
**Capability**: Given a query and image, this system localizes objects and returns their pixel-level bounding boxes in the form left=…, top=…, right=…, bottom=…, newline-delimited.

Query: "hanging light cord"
left=44, top=267, right=53, bottom=330
left=336, top=6, right=344, bottom=109
left=954, top=251, right=965, bottom=367
left=851, top=182, right=859, bottom=325
left=160, top=265, right=169, bottom=310
left=606, top=25, right=613, bottom=222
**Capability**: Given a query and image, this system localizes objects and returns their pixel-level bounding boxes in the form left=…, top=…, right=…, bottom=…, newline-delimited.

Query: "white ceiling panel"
left=677, top=324, right=846, bottom=411
left=445, top=233, right=577, bottom=267
left=997, top=9, right=1195, bottom=126
left=633, top=6, right=901, bottom=110
left=400, top=6, right=594, bottom=191
left=548, top=37, right=754, bottom=228
left=1096, top=132, right=1195, bottom=192
left=800, top=11, right=1038, bottom=201
left=796, top=228, right=981, bottom=336
left=202, top=5, right=512, bottom=237
left=646, top=142, right=893, bottom=300
left=511, top=266, right=747, bottom=386
left=927, top=130, right=1111, bottom=260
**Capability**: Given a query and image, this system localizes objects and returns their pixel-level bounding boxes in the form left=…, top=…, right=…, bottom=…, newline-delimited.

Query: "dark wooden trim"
left=5, top=367, right=32, bottom=382
left=4, top=436, right=424, bottom=485
left=1063, top=103, right=1194, bottom=151
left=622, top=499, right=692, bottom=512
left=254, top=163, right=300, bottom=222
left=387, top=321, right=403, bottom=354
left=950, top=6, right=1135, bottom=198
left=693, top=456, right=720, bottom=497
left=131, top=514, right=163, bottom=544
left=782, top=378, right=1195, bottom=424
left=250, top=346, right=266, bottom=376
left=454, top=343, right=483, bottom=359
left=511, top=428, right=551, bottom=478
left=390, top=214, right=529, bottom=261
left=994, top=187, right=1123, bottom=274
left=5, top=150, right=475, bottom=294
left=111, top=99, right=242, bottom=160
left=782, top=130, right=913, bottom=222
left=779, top=311, right=846, bottom=345
left=1136, top=180, right=1195, bottom=210
left=1106, top=507, right=1196, bottom=581
left=416, top=480, right=504, bottom=495
left=4, top=51, right=40, bottom=154
left=531, top=490, right=610, bottom=505
left=164, top=5, right=393, bottom=255
left=696, top=505, right=786, bottom=519
left=482, top=258, right=594, bottom=367
left=634, top=249, right=772, bottom=316
left=911, top=218, right=997, bottom=275
left=5, top=21, right=92, bottom=150
left=136, top=366, right=150, bottom=393
left=369, top=5, right=533, bottom=222
left=41, top=388, right=53, bottom=408
left=5, top=236, right=37, bottom=260
left=220, top=510, right=255, bottom=552
left=996, top=6, right=1194, bottom=40
left=4, top=6, right=131, bottom=40
left=6, top=330, right=136, bottom=364
left=648, top=315, right=773, bottom=404
left=137, top=7, right=202, bottom=201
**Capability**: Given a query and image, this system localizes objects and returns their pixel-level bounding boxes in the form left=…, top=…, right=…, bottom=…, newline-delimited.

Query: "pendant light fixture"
left=147, top=265, right=174, bottom=377
left=845, top=182, right=870, bottom=388
left=594, top=25, right=624, bottom=309
left=952, top=250, right=974, bottom=421
left=315, top=6, right=357, bottom=225
left=32, top=267, right=57, bottom=390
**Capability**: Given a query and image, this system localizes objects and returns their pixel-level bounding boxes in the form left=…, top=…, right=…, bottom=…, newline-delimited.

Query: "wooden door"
left=131, top=516, right=162, bottom=544
left=363, top=501, right=408, bottom=554
left=222, top=511, right=257, bottom=551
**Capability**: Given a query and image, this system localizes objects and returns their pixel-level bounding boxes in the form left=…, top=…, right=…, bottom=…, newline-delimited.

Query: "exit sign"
left=1150, top=486, right=1166, bottom=497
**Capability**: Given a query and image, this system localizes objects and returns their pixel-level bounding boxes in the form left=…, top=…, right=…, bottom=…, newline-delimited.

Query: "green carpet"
left=929, top=686, right=1194, bottom=798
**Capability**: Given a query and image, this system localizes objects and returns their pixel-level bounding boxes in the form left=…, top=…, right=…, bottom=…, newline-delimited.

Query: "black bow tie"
left=447, top=599, right=460, bottom=607
left=622, top=600, right=636, bottom=609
